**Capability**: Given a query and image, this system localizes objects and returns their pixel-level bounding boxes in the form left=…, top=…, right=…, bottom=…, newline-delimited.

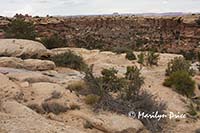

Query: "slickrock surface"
left=0, top=39, right=200, bottom=133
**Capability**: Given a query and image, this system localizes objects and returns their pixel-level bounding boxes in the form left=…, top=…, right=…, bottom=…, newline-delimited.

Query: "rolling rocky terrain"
left=0, top=39, right=200, bottom=133
left=0, top=14, right=200, bottom=133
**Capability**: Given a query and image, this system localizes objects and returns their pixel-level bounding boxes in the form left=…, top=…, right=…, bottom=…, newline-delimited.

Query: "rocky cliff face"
left=0, top=15, right=200, bottom=53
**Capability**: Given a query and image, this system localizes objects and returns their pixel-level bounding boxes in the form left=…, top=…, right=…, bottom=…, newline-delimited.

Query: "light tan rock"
left=23, top=59, right=56, bottom=71
left=0, top=57, right=55, bottom=71
left=69, top=111, right=144, bottom=133
left=7, top=72, right=55, bottom=83
left=31, top=82, right=65, bottom=102
left=0, top=57, right=23, bottom=69
left=0, top=100, right=86, bottom=133
left=0, top=73, right=20, bottom=100
left=0, top=39, right=51, bottom=58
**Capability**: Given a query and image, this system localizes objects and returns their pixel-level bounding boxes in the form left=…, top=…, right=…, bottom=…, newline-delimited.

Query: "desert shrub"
left=5, top=18, right=36, bottom=40
left=112, top=46, right=131, bottom=54
left=69, top=103, right=80, bottom=110
left=41, top=102, right=69, bottom=115
left=180, top=50, right=196, bottom=61
left=131, top=90, right=167, bottom=132
left=163, top=70, right=195, bottom=97
left=41, top=34, right=66, bottom=49
left=84, top=66, right=127, bottom=96
left=187, top=103, right=198, bottom=117
left=27, top=103, right=45, bottom=114
left=85, top=94, right=100, bottom=105
left=146, top=51, right=160, bottom=66
left=125, top=51, right=136, bottom=60
left=137, top=52, right=145, bottom=64
left=51, top=51, right=87, bottom=71
left=84, top=65, right=104, bottom=96
left=84, top=65, right=166, bottom=132
left=101, top=68, right=126, bottom=93
left=123, top=66, right=144, bottom=100
left=165, top=57, right=194, bottom=76
left=68, top=81, right=87, bottom=92
left=75, top=34, right=104, bottom=50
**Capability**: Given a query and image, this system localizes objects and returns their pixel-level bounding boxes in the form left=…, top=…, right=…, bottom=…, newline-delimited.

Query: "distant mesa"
left=113, top=12, right=120, bottom=16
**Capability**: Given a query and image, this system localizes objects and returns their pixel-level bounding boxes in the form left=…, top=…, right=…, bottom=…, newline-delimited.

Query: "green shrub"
left=84, top=66, right=103, bottom=97
left=165, top=57, right=194, bottom=76
left=51, top=51, right=87, bottom=71
left=84, top=65, right=166, bottom=132
left=180, top=50, right=196, bottom=61
left=41, top=34, right=66, bottom=49
left=137, top=52, right=145, bottom=64
left=146, top=51, right=160, bottom=66
left=124, top=66, right=144, bottom=100
left=125, top=51, right=136, bottom=60
left=187, top=103, right=198, bottom=116
left=101, top=68, right=126, bottom=93
left=112, top=46, right=131, bottom=54
left=163, top=70, right=195, bottom=97
left=85, top=94, right=100, bottom=105
left=75, top=34, right=104, bottom=50
left=5, top=18, right=36, bottom=40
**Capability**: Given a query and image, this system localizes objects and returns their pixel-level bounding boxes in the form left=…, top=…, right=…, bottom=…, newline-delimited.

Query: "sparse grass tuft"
left=68, top=81, right=87, bottom=92
left=85, top=94, right=100, bottom=105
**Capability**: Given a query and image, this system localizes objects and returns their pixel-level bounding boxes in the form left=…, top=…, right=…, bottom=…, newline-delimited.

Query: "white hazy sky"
left=0, top=0, right=200, bottom=17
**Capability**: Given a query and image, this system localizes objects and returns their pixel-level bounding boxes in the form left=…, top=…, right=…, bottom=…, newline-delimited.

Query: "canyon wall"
left=0, top=15, right=200, bottom=53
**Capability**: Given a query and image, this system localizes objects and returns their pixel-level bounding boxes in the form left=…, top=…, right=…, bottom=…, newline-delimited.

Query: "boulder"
left=69, top=111, right=144, bottom=133
left=0, top=100, right=86, bottom=133
left=7, top=72, right=55, bottom=83
left=23, top=59, right=55, bottom=71
left=0, top=57, right=23, bottom=69
left=0, top=57, right=55, bottom=71
left=0, top=39, right=51, bottom=58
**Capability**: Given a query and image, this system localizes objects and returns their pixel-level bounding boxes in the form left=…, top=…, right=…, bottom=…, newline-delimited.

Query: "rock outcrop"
left=69, top=111, right=144, bottom=133
left=0, top=39, right=51, bottom=58
left=0, top=100, right=86, bottom=133
left=0, top=57, right=55, bottom=71
left=1, top=15, right=200, bottom=53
